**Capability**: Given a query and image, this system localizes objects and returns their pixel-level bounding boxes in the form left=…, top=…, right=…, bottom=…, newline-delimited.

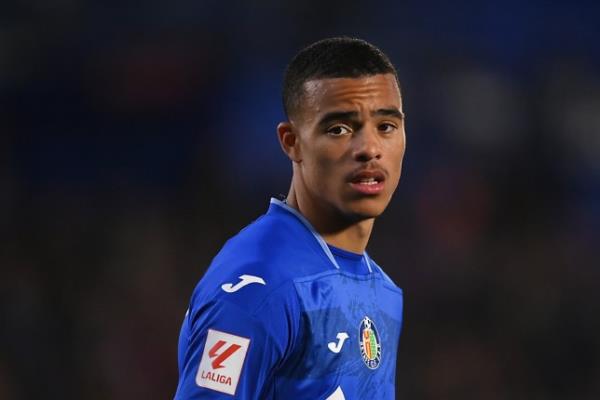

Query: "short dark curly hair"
left=282, top=37, right=399, bottom=119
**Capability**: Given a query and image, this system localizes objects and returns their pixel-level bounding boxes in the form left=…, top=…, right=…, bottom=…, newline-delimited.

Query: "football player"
left=175, top=36, right=406, bottom=399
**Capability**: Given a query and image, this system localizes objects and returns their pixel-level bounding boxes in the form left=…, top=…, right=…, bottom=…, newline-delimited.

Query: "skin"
left=277, top=73, right=406, bottom=253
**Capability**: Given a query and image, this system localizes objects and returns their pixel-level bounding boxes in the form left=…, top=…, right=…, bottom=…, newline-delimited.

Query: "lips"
left=348, top=169, right=386, bottom=195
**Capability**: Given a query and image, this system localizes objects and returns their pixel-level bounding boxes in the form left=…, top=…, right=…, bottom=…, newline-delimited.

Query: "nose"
left=353, top=125, right=382, bottom=162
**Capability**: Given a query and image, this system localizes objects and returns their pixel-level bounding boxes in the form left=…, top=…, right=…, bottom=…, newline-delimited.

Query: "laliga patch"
left=196, top=329, right=250, bottom=395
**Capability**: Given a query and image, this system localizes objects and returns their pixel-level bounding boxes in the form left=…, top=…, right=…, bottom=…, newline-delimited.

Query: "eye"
left=326, top=125, right=352, bottom=136
left=378, top=122, right=398, bottom=133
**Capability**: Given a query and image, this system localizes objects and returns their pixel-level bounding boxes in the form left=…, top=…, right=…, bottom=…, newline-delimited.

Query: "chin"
left=343, top=198, right=388, bottom=221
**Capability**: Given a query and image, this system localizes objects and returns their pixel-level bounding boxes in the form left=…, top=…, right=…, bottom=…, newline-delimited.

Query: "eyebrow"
left=374, top=108, right=405, bottom=119
left=317, top=108, right=405, bottom=126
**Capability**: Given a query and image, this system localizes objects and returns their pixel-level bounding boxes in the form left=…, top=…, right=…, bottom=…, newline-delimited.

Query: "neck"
left=321, top=220, right=374, bottom=254
left=286, top=186, right=375, bottom=254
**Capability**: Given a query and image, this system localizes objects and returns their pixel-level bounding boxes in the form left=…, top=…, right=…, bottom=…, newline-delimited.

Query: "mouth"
left=348, top=170, right=386, bottom=195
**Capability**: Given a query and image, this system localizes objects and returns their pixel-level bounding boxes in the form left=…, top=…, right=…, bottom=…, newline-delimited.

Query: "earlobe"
left=277, top=122, right=302, bottom=162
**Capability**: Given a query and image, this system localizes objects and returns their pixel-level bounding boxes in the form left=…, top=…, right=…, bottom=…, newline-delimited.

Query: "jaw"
left=339, top=195, right=390, bottom=221
left=287, top=173, right=382, bottom=253
left=292, top=169, right=391, bottom=219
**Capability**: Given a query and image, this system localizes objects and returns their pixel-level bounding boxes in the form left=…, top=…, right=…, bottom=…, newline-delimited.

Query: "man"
left=175, top=37, right=406, bottom=399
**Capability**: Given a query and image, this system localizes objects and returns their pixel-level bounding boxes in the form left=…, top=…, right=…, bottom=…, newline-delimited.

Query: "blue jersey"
left=175, top=198, right=404, bottom=399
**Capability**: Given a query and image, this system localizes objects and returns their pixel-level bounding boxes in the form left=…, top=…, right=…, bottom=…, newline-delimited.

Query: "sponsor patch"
left=359, top=316, right=381, bottom=369
left=196, top=329, right=250, bottom=395
left=221, top=274, right=266, bottom=293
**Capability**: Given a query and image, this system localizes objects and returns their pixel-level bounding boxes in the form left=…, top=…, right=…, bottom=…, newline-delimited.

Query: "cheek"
left=385, top=140, right=406, bottom=183
left=307, top=141, right=345, bottom=173
left=303, top=146, right=348, bottom=195
left=387, top=138, right=406, bottom=163
left=308, top=155, right=338, bottom=189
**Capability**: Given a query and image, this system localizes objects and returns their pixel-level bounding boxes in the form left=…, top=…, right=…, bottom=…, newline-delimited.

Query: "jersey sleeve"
left=174, top=299, right=284, bottom=399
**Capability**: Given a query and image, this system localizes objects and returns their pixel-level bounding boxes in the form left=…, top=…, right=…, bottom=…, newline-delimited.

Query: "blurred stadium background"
left=2, top=0, right=599, bottom=398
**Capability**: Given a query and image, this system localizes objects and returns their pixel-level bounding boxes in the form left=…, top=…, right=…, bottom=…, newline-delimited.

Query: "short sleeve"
left=174, top=300, right=282, bottom=399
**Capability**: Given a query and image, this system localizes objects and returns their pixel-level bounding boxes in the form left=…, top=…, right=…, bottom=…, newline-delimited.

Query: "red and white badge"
left=196, top=329, right=250, bottom=395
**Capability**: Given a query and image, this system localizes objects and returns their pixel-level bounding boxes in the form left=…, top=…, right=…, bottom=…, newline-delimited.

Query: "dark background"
left=2, top=1, right=599, bottom=398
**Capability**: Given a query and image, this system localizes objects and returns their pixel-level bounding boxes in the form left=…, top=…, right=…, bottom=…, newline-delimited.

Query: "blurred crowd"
left=1, top=1, right=599, bottom=399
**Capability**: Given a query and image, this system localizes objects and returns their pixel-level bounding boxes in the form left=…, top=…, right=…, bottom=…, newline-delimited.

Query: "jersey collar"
left=269, top=197, right=373, bottom=273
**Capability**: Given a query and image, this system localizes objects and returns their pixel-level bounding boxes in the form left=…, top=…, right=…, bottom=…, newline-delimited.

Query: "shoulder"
left=368, top=256, right=404, bottom=295
left=183, top=211, right=322, bottom=361
left=191, top=210, right=328, bottom=318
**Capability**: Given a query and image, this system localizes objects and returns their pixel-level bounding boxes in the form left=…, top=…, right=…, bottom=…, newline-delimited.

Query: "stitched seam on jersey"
left=211, top=297, right=280, bottom=352
left=250, top=278, right=303, bottom=369
left=379, top=282, right=404, bottom=295
left=250, top=277, right=299, bottom=316
left=369, top=263, right=403, bottom=294
left=293, top=269, right=387, bottom=284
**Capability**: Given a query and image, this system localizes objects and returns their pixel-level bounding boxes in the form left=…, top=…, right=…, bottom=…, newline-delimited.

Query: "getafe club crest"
left=359, top=316, right=381, bottom=369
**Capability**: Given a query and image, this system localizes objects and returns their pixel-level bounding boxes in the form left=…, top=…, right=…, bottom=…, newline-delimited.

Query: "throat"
left=321, top=219, right=374, bottom=254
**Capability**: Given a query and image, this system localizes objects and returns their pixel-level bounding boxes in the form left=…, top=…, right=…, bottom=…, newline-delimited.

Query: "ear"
left=277, top=122, right=302, bottom=163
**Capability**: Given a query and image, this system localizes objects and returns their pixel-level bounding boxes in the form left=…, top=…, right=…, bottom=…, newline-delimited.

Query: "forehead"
left=301, top=74, right=402, bottom=116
